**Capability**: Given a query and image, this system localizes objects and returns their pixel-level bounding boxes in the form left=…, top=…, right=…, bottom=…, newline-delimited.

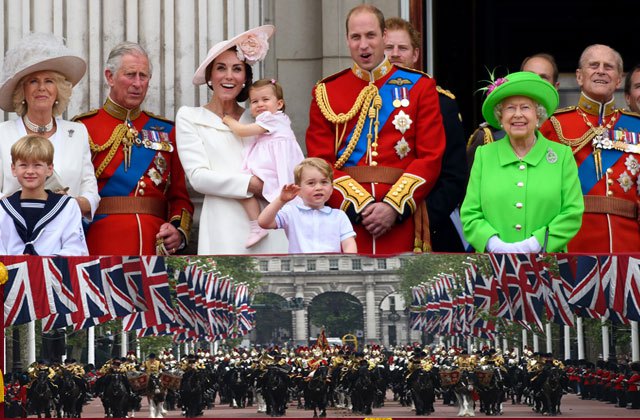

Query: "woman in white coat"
left=176, top=25, right=288, bottom=254
left=0, top=32, right=99, bottom=221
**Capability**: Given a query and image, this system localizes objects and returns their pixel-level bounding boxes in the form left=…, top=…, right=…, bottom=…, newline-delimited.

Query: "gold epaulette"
left=143, top=110, right=175, bottom=125
left=383, top=174, right=425, bottom=214
left=436, top=86, right=456, bottom=100
left=620, top=109, right=640, bottom=118
left=71, top=109, right=99, bottom=122
left=552, top=105, right=576, bottom=115
left=333, top=176, right=374, bottom=213
left=316, top=68, right=351, bottom=85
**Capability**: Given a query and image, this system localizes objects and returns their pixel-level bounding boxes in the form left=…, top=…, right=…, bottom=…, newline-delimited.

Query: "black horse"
left=263, top=365, right=290, bottom=417
left=101, top=372, right=132, bottom=418
left=180, top=369, right=204, bottom=417
left=408, top=368, right=437, bottom=415
left=225, top=365, right=250, bottom=408
left=350, top=365, right=374, bottom=415
left=476, top=366, right=504, bottom=416
left=57, top=369, right=84, bottom=417
left=306, top=365, right=330, bottom=418
left=452, top=369, right=476, bottom=417
left=27, top=371, right=56, bottom=418
left=540, top=367, right=564, bottom=416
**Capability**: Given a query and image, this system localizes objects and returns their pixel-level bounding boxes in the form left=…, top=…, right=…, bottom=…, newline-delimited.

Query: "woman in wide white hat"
left=0, top=32, right=99, bottom=220
left=176, top=25, right=288, bottom=254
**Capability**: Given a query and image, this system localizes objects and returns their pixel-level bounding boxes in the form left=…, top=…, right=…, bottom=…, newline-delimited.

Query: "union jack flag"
left=623, top=256, right=640, bottom=321
left=568, top=255, right=606, bottom=317
left=3, top=256, right=51, bottom=326
left=123, top=256, right=175, bottom=331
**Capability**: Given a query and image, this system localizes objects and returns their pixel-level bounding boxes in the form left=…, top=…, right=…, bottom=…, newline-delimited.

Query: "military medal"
left=546, top=148, right=557, bottom=164
left=155, top=154, right=168, bottom=174
left=400, top=87, right=410, bottom=107
left=625, top=155, right=639, bottom=176
left=392, top=110, right=412, bottom=134
left=392, top=87, right=402, bottom=108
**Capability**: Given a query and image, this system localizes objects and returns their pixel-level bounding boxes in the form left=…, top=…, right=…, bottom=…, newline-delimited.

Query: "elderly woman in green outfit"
left=461, top=71, right=584, bottom=253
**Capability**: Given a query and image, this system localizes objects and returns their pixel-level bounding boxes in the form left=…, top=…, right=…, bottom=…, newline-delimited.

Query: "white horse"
left=454, top=371, right=475, bottom=417
left=146, top=374, right=167, bottom=418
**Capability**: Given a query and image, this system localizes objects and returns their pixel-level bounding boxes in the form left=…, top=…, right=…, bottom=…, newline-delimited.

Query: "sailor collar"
left=103, top=96, right=142, bottom=121
left=351, top=58, right=392, bottom=83
left=578, top=92, right=616, bottom=117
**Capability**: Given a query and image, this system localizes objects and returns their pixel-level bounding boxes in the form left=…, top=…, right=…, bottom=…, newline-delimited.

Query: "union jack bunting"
left=623, top=257, right=640, bottom=321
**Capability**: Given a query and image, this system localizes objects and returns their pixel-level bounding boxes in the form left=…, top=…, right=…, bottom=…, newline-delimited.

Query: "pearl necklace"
left=23, top=115, right=54, bottom=134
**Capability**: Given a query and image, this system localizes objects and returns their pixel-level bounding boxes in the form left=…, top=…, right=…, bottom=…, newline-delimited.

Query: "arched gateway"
left=252, top=255, right=419, bottom=346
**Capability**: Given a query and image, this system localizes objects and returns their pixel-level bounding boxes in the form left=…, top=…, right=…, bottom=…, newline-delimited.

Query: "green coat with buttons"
left=461, top=131, right=584, bottom=252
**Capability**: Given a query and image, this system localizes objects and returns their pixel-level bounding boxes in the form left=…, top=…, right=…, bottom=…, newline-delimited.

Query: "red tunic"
left=628, top=373, right=640, bottom=392
left=306, top=59, right=445, bottom=254
left=540, top=94, right=640, bottom=253
left=74, top=99, right=193, bottom=255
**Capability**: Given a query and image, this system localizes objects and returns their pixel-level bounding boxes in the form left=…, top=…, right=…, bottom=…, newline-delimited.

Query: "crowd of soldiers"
left=4, top=344, right=640, bottom=417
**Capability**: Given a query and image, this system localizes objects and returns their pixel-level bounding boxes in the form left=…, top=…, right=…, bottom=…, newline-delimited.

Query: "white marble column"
left=522, top=329, right=528, bottom=353
left=577, top=317, right=585, bottom=360
left=602, top=319, right=610, bottom=361
left=27, top=321, right=36, bottom=365
left=545, top=323, right=553, bottom=354
left=631, top=321, right=639, bottom=361
left=564, top=326, right=571, bottom=360
left=294, top=284, right=307, bottom=344
left=88, top=327, right=95, bottom=365
left=365, top=279, right=376, bottom=342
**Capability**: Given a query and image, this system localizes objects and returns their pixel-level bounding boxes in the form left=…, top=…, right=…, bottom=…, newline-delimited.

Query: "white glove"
left=510, top=236, right=542, bottom=253
left=486, top=235, right=512, bottom=253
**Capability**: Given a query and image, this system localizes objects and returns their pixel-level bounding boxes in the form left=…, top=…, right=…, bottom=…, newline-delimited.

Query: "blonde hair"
left=294, top=157, right=333, bottom=185
left=12, top=71, right=72, bottom=117
left=11, top=134, right=55, bottom=165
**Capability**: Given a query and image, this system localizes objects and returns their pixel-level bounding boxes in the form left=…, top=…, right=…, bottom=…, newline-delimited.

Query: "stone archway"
left=307, top=292, right=364, bottom=344
left=252, top=292, right=293, bottom=347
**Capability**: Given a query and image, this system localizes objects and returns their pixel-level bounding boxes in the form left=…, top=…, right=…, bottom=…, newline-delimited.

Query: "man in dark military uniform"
left=384, top=17, right=467, bottom=252
left=540, top=44, right=640, bottom=252
left=306, top=4, right=446, bottom=254
left=74, top=41, right=193, bottom=255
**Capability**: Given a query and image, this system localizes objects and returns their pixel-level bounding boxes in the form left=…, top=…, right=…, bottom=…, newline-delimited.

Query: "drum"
left=159, top=371, right=182, bottom=391
left=439, top=368, right=461, bottom=387
left=474, top=368, right=494, bottom=387
left=127, top=371, right=148, bottom=392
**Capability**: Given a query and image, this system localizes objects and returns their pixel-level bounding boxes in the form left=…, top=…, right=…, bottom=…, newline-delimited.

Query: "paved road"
left=28, top=392, right=640, bottom=418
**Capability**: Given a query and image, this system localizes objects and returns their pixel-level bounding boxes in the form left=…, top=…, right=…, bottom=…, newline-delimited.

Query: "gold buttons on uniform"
left=139, top=189, right=145, bottom=196
left=607, top=190, right=614, bottom=196
left=139, top=180, right=146, bottom=188
left=371, top=161, right=378, bottom=166
left=607, top=179, right=614, bottom=185
left=606, top=168, right=614, bottom=174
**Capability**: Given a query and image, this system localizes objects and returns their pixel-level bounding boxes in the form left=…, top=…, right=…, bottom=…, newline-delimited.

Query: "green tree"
left=308, top=292, right=363, bottom=338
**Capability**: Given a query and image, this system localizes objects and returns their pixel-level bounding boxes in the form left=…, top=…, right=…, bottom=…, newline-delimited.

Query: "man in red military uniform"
left=305, top=4, right=445, bottom=254
left=540, top=44, right=640, bottom=253
left=75, top=42, right=193, bottom=255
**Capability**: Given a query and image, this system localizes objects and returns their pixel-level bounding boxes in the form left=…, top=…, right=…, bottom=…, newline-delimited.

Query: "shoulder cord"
left=315, top=83, right=381, bottom=169
left=89, top=124, right=130, bottom=178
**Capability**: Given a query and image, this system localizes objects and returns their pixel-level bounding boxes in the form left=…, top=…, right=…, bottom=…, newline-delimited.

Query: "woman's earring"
left=54, top=100, right=59, bottom=105
left=207, top=81, right=212, bottom=86
left=242, top=83, right=246, bottom=88
left=21, top=100, right=26, bottom=104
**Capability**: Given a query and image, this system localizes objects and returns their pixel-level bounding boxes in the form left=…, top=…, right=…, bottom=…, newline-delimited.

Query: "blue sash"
left=100, top=116, right=173, bottom=197
left=338, top=69, right=422, bottom=168
left=578, top=113, right=640, bottom=194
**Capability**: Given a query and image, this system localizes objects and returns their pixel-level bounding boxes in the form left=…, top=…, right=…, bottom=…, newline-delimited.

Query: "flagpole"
left=564, top=325, right=571, bottom=360
left=88, top=327, right=95, bottom=365
left=601, top=319, right=610, bottom=361
left=27, top=321, right=36, bottom=365
left=577, top=317, right=585, bottom=360
left=631, top=321, right=639, bottom=361
left=120, top=329, right=127, bottom=358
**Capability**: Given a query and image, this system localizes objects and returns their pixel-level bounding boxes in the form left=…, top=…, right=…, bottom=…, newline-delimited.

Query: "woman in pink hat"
left=176, top=25, right=288, bottom=254
left=0, top=32, right=99, bottom=222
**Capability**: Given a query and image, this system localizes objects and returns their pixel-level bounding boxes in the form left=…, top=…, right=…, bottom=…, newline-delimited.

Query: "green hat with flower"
left=481, top=71, right=559, bottom=129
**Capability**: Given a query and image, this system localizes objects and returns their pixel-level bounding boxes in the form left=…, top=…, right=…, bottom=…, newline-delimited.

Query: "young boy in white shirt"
left=0, top=134, right=88, bottom=255
left=259, top=157, right=357, bottom=254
